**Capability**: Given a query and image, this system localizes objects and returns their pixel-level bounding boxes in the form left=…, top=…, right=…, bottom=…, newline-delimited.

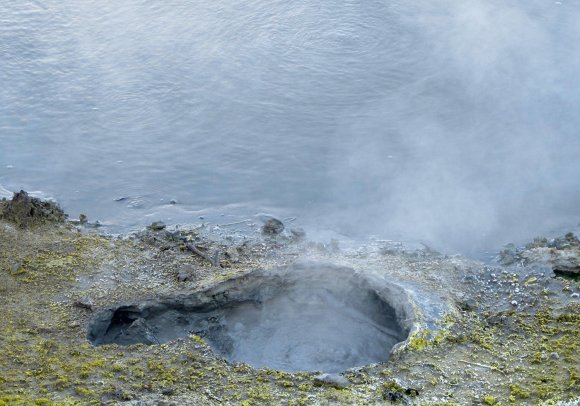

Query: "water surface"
left=1, top=0, right=579, bottom=253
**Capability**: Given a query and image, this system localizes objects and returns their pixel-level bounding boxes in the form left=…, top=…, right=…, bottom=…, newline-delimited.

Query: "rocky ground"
left=0, top=192, right=578, bottom=405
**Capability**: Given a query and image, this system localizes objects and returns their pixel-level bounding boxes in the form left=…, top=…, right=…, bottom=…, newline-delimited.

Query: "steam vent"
left=88, top=264, right=414, bottom=373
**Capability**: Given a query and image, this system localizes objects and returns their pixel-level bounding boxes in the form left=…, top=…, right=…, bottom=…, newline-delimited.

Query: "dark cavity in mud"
left=88, top=264, right=412, bottom=373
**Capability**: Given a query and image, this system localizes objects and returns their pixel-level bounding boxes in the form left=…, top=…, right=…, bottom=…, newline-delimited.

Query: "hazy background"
left=1, top=0, right=579, bottom=254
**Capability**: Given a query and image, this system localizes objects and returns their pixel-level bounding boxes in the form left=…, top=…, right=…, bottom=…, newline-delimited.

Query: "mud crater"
left=88, top=264, right=414, bottom=372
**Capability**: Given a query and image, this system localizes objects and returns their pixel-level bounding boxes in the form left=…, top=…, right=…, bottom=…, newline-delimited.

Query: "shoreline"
left=0, top=192, right=578, bottom=405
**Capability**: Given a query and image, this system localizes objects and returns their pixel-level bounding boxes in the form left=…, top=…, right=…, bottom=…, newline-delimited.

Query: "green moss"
left=483, top=395, right=497, bottom=405
left=245, top=384, right=274, bottom=401
left=74, top=386, right=95, bottom=397
left=189, top=334, right=206, bottom=346
left=407, top=331, right=432, bottom=351
left=509, top=384, right=530, bottom=399
left=147, top=360, right=178, bottom=385
left=383, top=380, right=404, bottom=392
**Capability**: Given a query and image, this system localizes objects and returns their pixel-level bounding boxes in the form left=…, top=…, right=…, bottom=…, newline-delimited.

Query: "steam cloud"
left=327, top=0, right=580, bottom=253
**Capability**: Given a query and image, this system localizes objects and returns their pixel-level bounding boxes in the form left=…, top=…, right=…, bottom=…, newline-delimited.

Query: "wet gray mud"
left=88, top=264, right=412, bottom=373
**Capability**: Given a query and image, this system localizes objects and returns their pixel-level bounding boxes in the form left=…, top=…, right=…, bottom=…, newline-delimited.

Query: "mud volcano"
left=88, top=264, right=413, bottom=373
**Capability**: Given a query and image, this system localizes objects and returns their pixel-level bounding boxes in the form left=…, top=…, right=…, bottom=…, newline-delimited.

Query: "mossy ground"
left=384, top=303, right=579, bottom=404
left=0, top=220, right=578, bottom=405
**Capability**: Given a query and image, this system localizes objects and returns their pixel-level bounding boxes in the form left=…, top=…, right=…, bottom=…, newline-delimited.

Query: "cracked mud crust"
left=0, top=210, right=579, bottom=405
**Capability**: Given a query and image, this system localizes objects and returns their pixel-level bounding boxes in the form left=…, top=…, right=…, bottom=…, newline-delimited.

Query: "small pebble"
left=262, top=217, right=284, bottom=235
left=290, top=227, right=306, bottom=240
left=74, top=298, right=95, bottom=311
left=177, top=269, right=195, bottom=282
left=571, top=292, right=579, bottom=298
left=511, top=300, right=518, bottom=306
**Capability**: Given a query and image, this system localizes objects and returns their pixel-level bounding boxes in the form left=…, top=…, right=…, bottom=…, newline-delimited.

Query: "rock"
left=383, top=391, right=405, bottom=402
left=261, top=217, right=284, bottom=235
left=520, top=247, right=580, bottom=277
left=79, top=213, right=88, bottom=224
left=290, top=227, right=306, bottom=240
left=313, top=373, right=351, bottom=389
left=458, top=298, right=479, bottom=311
left=503, top=233, right=580, bottom=278
left=552, top=251, right=580, bottom=277
left=177, top=267, right=196, bottom=282
left=550, top=232, right=580, bottom=250
left=9, top=262, right=21, bottom=274
left=498, top=243, right=518, bottom=265
left=74, top=298, right=95, bottom=311
left=149, top=221, right=167, bottom=231
left=0, top=190, right=66, bottom=227
left=486, top=314, right=507, bottom=326
left=125, top=318, right=159, bottom=345
left=225, top=247, right=240, bottom=263
left=462, top=275, right=477, bottom=283
left=526, top=237, right=549, bottom=250
left=161, top=387, right=175, bottom=396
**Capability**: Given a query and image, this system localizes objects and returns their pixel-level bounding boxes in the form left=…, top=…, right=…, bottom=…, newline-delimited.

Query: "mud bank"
left=0, top=193, right=578, bottom=405
left=87, top=265, right=412, bottom=373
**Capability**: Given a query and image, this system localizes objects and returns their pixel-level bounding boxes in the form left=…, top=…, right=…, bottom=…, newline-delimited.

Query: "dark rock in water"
left=261, top=217, right=284, bottom=235
left=0, top=190, right=66, bottom=227
left=149, top=221, right=167, bottom=231
left=290, top=227, right=306, bottom=240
